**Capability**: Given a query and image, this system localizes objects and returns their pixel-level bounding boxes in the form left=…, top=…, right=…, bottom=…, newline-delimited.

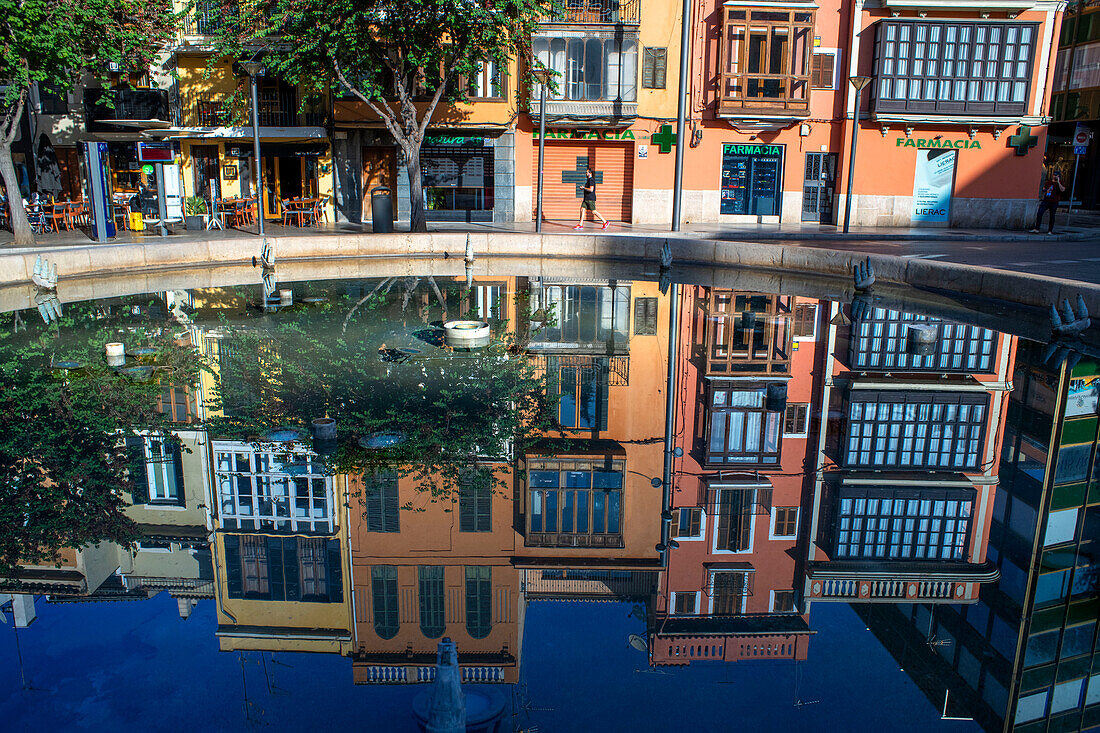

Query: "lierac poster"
left=911, top=148, right=956, bottom=223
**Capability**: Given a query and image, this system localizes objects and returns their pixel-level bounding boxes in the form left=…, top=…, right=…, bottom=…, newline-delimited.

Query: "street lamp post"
left=843, top=75, right=872, bottom=234
left=532, top=68, right=550, bottom=234
left=241, top=60, right=266, bottom=236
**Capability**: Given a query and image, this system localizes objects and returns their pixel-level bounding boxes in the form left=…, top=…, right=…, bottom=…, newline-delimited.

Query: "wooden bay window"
left=719, top=6, right=814, bottom=116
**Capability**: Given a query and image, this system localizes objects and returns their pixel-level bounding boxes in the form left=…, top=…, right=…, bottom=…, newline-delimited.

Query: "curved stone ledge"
left=1, top=232, right=1097, bottom=316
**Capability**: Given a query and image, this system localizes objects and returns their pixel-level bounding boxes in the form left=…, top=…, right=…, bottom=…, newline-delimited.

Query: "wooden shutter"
left=811, top=53, right=835, bottom=89
left=126, top=436, right=148, bottom=505
left=267, top=536, right=287, bottom=601
left=633, top=297, right=658, bottom=335
left=327, top=539, right=343, bottom=602
left=223, top=534, right=243, bottom=598
left=642, top=47, right=667, bottom=89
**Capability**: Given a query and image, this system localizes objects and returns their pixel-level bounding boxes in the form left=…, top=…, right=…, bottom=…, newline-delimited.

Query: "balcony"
left=84, top=88, right=171, bottom=132
left=545, top=0, right=640, bottom=25
left=178, top=92, right=326, bottom=128
left=718, top=6, right=813, bottom=119
left=525, top=531, right=624, bottom=548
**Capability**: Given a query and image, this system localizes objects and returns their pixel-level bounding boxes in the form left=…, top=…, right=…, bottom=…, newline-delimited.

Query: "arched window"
left=465, top=566, right=492, bottom=639
left=371, top=566, right=399, bottom=639
left=419, top=566, right=445, bottom=639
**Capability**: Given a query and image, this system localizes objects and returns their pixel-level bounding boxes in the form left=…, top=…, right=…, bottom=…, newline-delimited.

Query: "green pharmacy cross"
left=651, top=124, right=676, bottom=154
left=1008, top=125, right=1039, bottom=156
left=562, top=157, right=602, bottom=197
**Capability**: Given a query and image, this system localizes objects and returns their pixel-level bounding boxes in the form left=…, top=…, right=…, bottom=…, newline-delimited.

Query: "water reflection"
left=1, top=275, right=1097, bottom=730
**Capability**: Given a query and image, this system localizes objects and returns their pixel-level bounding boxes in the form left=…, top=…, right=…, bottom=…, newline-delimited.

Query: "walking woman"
left=574, top=167, right=610, bottom=230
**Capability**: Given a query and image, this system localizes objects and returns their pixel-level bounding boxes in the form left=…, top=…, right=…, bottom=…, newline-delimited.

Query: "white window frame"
left=671, top=591, right=700, bottom=615
left=769, top=588, right=796, bottom=613
left=142, top=435, right=181, bottom=504
left=793, top=303, right=818, bottom=341
left=672, top=507, right=706, bottom=541
left=213, top=440, right=336, bottom=534
left=812, top=49, right=839, bottom=91
left=769, top=506, right=799, bottom=540
left=782, top=403, right=810, bottom=438
left=470, top=60, right=505, bottom=100
left=709, top=483, right=766, bottom=555
left=706, top=569, right=752, bottom=615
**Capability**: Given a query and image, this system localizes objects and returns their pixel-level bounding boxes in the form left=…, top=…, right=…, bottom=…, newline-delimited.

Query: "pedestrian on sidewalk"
left=1030, top=171, right=1066, bottom=234
left=574, top=167, right=610, bottom=230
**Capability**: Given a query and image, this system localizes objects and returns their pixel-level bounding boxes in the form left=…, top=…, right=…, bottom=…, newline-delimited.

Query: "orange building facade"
left=324, top=0, right=1064, bottom=229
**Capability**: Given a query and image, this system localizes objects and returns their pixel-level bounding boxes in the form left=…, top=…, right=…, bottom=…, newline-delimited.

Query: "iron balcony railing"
left=178, top=92, right=326, bottom=127
left=546, top=0, right=640, bottom=25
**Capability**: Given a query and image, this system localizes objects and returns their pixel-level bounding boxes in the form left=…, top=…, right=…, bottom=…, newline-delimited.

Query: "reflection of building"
left=211, top=440, right=353, bottom=654
left=1049, top=2, right=1100, bottom=210
left=350, top=468, right=522, bottom=684
left=119, top=429, right=214, bottom=618
left=805, top=304, right=1015, bottom=605
left=518, top=278, right=664, bottom=566
left=858, top=339, right=1100, bottom=732
left=653, top=289, right=820, bottom=666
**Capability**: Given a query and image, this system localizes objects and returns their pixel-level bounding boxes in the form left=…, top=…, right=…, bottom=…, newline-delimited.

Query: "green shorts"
left=581, top=200, right=596, bottom=210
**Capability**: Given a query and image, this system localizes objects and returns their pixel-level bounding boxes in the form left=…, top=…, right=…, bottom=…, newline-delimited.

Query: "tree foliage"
left=0, top=0, right=175, bottom=245
left=204, top=278, right=557, bottom=502
left=204, top=0, right=550, bottom=231
left=0, top=300, right=202, bottom=577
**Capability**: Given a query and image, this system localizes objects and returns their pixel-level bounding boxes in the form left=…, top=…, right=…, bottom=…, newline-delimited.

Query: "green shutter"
left=642, top=48, right=667, bottom=90
left=223, top=534, right=243, bottom=598
left=125, top=436, right=148, bottom=505
left=327, top=539, right=343, bottom=602
left=597, top=359, right=609, bottom=432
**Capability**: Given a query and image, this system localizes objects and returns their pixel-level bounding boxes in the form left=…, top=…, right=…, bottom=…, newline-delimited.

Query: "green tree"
left=204, top=278, right=556, bottom=502
left=0, top=0, right=174, bottom=245
left=0, top=301, right=202, bottom=576
left=205, top=0, right=549, bottom=232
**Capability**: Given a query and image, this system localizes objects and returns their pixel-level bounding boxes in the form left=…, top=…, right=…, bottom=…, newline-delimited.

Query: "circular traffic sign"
left=1075, top=128, right=1090, bottom=145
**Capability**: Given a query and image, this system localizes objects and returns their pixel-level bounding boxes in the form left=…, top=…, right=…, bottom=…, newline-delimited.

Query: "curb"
left=1, top=232, right=1098, bottom=315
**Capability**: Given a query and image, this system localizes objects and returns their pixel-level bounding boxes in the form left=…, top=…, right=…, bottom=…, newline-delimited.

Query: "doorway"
left=362, top=146, right=397, bottom=221
left=191, top=144, right=221, bottom=204
left=802, top=152, right=837, bottom=223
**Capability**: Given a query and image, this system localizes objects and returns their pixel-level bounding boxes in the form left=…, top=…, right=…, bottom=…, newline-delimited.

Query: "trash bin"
left=370, top=186, right=393, bottom=233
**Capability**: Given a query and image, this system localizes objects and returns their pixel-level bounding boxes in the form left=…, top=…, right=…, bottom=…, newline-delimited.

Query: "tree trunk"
left=404, top=142, right=427, bottom=233
left=0, top=138, right=34, bottom=246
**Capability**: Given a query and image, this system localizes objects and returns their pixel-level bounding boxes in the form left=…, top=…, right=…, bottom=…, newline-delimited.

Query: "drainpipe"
left=671, top=0, right=692, bottom=231
left=659, top=284, right=680, bottom=568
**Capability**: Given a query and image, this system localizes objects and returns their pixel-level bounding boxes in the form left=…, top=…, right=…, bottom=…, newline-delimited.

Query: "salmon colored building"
left=653, top=289, right=823, bottom=665
left=803, top=301, right=1016, bottom=606
left=510, top=0, right=1066, bottom=227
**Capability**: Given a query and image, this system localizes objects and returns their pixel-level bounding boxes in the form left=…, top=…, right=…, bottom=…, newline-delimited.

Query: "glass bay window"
left=873, top=20, right=1037, bottom=116
left=534, top=35, right=638, bottom=103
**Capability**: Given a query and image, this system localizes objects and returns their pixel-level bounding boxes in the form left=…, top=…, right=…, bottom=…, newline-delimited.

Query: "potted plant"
left=184, top=196, right=207, bottom=230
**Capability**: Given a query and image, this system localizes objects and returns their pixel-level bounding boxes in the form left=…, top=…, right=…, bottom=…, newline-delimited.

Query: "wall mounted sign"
left=223, top=164, right=238, bottom=179
left=423, top=136, right=488, bottom=147
left=651, top=125, right=675, bottom=153
left=533, top=129, right=636, bottom=141
left=638, top=144, right=648, bottom=159
left=895, top=137, right=981, bottom=149
left=1008, top=125, right=1039, bottom=156
left=911, top=149, right=956, bottom=223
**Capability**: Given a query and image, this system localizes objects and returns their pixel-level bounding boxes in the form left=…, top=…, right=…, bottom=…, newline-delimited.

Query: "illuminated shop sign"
left=533, top=129, right=637, bottom=140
